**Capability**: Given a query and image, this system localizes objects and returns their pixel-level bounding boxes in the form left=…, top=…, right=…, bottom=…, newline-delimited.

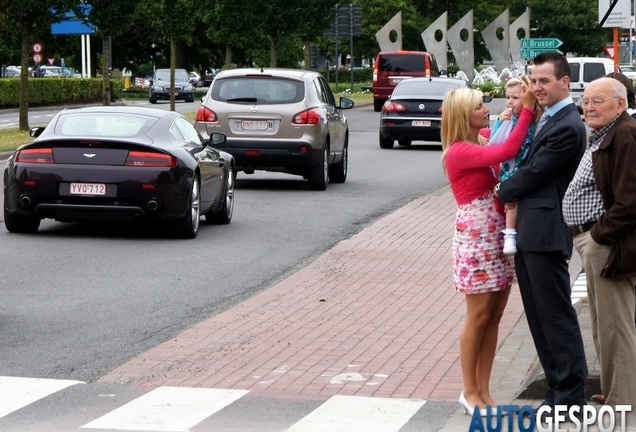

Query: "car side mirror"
left=209, top=132, right=227, bottom=146
left=339, top=97, right=355, bottom=110
left=29, top=127, right=45, bottom=138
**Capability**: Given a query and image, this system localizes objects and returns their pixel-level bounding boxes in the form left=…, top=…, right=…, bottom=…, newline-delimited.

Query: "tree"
left=527, top=0, right=611, bottom=56
left=0, top=0, right=74, bottom=130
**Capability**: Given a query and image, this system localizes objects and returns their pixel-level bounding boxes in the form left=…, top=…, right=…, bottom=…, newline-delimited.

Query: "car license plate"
left=239, top=120, right=274, bottom=131
left=70, top=183, right=106, bottom=196
left=412, top=120, right=431, bottom=127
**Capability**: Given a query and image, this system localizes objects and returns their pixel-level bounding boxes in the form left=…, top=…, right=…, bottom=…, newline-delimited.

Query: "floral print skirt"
left=453, top=191, right=514, bottom=294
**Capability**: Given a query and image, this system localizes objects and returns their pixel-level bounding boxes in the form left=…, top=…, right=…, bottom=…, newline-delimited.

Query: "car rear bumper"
left=214, top=139, right=324, bottom=171
left=380, top=119, right=441, bottom=142
left=4, top=164, right=191, bottom=222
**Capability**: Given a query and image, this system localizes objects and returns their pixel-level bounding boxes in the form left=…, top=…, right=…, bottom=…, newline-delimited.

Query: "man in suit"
left=497, top=52, right=588, bottom=410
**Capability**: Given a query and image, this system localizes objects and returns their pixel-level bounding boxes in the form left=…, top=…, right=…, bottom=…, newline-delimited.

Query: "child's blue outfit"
left=490, top=115, right=536, bottom=181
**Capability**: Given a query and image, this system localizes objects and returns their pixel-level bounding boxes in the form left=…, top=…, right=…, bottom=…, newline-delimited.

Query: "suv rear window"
left=379, top=55, right=426, bottom=72
left=212, top=77, right=304, bottom=104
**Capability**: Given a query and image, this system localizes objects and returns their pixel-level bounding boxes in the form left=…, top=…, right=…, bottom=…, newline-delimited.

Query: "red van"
left=372, top=51, right=441, bottom=111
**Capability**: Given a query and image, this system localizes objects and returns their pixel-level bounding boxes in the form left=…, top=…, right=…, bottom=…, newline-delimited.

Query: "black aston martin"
left=3, top=106, right=235, bottom=239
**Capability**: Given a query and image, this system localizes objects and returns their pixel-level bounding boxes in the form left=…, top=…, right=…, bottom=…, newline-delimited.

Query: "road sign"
left=599, top=0, right=631, bottom=27
left=520, top=48, right=564, bottom=59
left=33, top=54, right=42, bottom=64
left=520, top=38, right=563, bottom=49
left=32, top=42, right=43, bottom=53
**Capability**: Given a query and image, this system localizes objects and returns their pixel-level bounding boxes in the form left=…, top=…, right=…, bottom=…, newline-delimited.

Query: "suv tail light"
left=15, top=148, right=54, bottom=164
left=196, top=106, right=218, bottom=123
left=125, top=151, right=176, bottom=167
left=293, top=108, right=321, bottom=125
left=382, top=101, right=406, bottom=113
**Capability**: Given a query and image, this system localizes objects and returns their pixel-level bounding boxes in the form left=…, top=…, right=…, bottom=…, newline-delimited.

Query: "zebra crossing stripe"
left=286, top=395, right=426, bottom=432
left=80, top=387, right=249, bottom=431
left=0, top=376, right=84, bottom=418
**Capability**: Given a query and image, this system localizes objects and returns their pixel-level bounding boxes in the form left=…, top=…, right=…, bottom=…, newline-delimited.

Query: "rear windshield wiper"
left=226, top=97, right=258, bottom=103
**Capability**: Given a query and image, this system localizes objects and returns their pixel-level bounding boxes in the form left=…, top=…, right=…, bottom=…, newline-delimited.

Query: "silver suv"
left=194, top=68, right=354, bottom=190
left=149, top=68, right=195, bottom=103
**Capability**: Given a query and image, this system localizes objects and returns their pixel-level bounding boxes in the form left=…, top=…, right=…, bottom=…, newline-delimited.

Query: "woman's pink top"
left=445, top=107, right=533, bottom=205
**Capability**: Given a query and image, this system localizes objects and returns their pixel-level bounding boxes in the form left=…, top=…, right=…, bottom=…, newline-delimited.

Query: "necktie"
left=535, top=111, right=551, bottom=134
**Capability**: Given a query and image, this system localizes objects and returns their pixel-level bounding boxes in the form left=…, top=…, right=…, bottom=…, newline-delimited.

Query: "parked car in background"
left=194, top=68, right=354, bottom=190
left=4, top=107, right=235, bottom=238
left=2, top=66, right=20, bottom=77
left=189, top=71, right=203, bottom=87
left=379, top=76, right=470, bottom=149
left=372, top=50, right=441, bottom=112
left=149, top=68, right=195, bottom=103
left=567, top=57, right=615, bottom=106
left=620, top=64, right=636, bottom=80
left=202, top=69, right=220, bottom=87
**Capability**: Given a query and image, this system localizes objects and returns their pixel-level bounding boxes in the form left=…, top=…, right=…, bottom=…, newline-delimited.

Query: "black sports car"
left=3, top=106, right=235, bottom=238
left=379, top=76, right=470, bottom=148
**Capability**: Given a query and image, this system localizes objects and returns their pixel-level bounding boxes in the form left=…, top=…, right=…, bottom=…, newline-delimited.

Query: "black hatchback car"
left=378, top=77, right=470, bottom=148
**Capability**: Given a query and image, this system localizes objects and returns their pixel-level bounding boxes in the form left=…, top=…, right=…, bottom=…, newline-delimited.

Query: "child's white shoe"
left=502, top=229, right=517, bottom=255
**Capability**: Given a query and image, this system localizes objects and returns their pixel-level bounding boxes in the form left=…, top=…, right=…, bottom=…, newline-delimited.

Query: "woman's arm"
left=453, top=107, right=534, bottom=169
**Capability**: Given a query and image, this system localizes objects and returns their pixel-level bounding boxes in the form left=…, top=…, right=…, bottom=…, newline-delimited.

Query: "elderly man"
left=563, top=77, right=636, bottom=424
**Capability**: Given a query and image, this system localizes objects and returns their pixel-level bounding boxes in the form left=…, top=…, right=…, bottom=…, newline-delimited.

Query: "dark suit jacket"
left=498, top=102, right=586, bottom=256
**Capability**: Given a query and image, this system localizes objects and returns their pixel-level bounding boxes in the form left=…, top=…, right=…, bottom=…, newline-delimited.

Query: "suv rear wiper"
left=226, top=97, right=258, bottom=103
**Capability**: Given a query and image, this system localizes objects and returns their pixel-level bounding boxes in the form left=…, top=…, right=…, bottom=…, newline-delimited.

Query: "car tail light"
left=15, top=148, right=54, bottom=164
left=382, top=101, right=406, bottom=113
left=373, top=68, right=378, bottom=83
left=125, top=151, right=176, bottom=167
left=293, top=108, right=321, bottom=125
left=196, top=106, right=217, bottom=123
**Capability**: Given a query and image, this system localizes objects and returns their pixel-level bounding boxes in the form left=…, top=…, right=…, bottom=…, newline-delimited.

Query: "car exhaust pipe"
left=20, top=195, right=31, bottom=207
left=147, top=200, right=159, bottom=211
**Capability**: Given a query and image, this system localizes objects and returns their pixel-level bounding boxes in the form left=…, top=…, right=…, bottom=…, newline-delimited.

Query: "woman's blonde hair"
left=441, top=88, right=487, bottom=171
left=505, top=77, right=544, bottom=123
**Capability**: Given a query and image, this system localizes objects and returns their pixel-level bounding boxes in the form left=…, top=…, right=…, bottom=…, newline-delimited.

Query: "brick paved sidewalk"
left=99, top=187, right=526, bottom=402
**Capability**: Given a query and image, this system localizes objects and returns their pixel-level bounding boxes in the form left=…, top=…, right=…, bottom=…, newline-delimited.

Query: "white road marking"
left=572, top=272, right=587, bottom=305
left=80, top=386, right=249, bottom=431
left=0, top=376, right=84, bottom=418
left=287, top=395, right=426, bottom=432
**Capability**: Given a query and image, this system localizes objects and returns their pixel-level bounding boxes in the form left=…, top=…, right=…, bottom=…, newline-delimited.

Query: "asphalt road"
left=0, top=101, right=481, bottom=383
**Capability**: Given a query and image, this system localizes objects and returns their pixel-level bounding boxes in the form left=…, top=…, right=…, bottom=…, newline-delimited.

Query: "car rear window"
left=379, top=55, right=426, bottom=72
left=55, top=113, right=159, bottom=137
left=212, top=77, right=304, bottom=104
left=392, top=81, right=463, bottom=97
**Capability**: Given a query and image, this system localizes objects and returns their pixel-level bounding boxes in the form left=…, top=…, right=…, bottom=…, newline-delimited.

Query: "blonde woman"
left=441, top=82, right=535, bottom=416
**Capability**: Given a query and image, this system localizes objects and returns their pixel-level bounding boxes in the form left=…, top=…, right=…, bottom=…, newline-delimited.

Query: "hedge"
left=0, top=77, right=125, bottom=108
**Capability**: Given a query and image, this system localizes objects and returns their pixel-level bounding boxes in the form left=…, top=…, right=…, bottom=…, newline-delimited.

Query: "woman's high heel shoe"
left=458, top=392, right=488, bottom=417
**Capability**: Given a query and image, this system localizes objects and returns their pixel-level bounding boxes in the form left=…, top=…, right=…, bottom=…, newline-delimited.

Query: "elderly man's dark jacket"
left=590, top=111, right=636, bottom=278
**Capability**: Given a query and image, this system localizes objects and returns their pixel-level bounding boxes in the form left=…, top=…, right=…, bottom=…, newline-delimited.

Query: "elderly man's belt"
left=568, top=221, right=596, bottom=237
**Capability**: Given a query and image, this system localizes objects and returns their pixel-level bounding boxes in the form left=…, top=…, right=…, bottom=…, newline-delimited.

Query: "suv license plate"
left=70, top=183, right=106, bottom=196
left=412, top=120, right=431, bottom=127
left=239, top=120, right=274, bottom=131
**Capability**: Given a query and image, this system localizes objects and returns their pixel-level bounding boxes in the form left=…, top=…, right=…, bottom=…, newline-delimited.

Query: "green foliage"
left=472, top=82, right=505, bottom=98
left=0, top=78, right=125, bottom=108
left=320, top=67, right=373, bottom=83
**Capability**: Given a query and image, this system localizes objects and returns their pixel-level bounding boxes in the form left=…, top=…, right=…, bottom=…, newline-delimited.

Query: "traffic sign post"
left=519, top=38, right=563, bottom=59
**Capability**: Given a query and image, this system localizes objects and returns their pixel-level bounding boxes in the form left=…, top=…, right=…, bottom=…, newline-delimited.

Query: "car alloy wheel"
left=329, top=139, right=348, bottom=183
left=175, top=176, right=200, bottom=238
left=308, top=146, right=329, bottom=190
left=205, top=166, right=234, bottom=224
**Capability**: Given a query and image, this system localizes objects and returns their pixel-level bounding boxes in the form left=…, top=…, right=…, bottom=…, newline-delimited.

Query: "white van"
left=567, top=57, right=616, bottom=104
